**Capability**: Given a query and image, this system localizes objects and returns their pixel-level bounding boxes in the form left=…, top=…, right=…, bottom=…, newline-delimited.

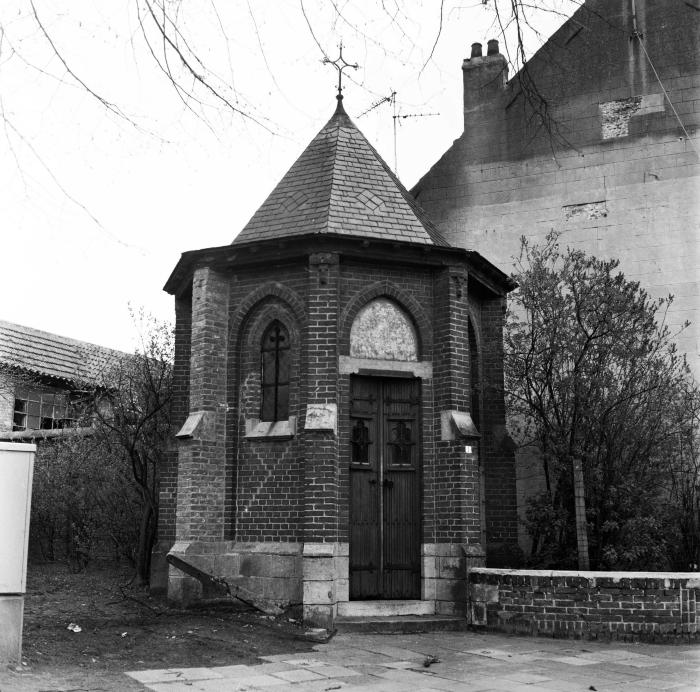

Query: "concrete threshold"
left=337, top=600, right=435, bottom=617
left=335, top=614, right=468, bottom=634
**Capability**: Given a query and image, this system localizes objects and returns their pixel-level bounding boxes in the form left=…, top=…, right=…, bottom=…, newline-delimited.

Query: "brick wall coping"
left=471, top=567, right=700, bottom=582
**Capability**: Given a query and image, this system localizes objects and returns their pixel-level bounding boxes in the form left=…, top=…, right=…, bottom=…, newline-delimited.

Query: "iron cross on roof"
left=323, top=44, right=359, bottom=100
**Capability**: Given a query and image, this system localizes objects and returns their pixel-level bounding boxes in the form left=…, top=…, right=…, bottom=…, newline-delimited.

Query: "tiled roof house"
left=0, top=320, right=127, bottom=440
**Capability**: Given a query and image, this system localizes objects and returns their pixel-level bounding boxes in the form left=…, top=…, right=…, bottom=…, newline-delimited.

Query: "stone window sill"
left=244, top=416, right=296, bottom=440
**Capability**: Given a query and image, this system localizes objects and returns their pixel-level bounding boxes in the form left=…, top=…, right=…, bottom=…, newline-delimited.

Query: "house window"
left=260, top=321, right=290, bottom=422
left=12, top=388, right=76, bottom=431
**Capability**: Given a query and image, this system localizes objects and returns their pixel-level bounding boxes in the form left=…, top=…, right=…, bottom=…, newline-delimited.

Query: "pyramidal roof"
left=233, top=98, right=449, bottom=247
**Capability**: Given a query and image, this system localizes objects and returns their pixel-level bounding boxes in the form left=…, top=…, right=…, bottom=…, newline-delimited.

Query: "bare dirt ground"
left=1, top=563, right=313, bottom=691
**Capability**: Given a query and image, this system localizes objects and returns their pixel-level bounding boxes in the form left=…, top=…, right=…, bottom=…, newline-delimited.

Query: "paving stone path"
left=126, top=631, right=700, bottom=691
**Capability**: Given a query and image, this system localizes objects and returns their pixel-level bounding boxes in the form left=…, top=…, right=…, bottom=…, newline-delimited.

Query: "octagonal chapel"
left=153, top=96, right=519, bottom=628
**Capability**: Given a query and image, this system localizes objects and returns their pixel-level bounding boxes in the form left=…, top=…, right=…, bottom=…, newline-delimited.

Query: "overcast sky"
left=0, top=1, right=574, bottom=352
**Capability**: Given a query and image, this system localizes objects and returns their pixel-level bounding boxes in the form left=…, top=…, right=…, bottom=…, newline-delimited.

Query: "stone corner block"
left=303, top=543, right=336, bottom=557
left=440, top=410, right=480, bottom=441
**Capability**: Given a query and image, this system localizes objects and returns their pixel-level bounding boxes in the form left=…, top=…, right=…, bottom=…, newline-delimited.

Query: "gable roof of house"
left=0, top=319, right=127, bottom=386
left=232, top=98, right=449, bottom=247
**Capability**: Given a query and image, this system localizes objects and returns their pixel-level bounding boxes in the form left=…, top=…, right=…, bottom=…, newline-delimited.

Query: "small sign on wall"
left=304, top=403, right=338, bottom=435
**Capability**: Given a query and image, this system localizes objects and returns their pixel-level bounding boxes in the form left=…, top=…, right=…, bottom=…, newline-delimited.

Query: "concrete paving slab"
left=123, top=630, right=700, bottom=691
left=271, top=668, right=326, bottom=683
left=376, top=668, right=439, bottom=684
left=205, top=664, right=251, bottom=676
left=145, top=683, right=200, bottom=692
left=312, top=665, right=363, bottom=678
left=193, top=675, right=287, bottom=691
left=166, top=667, right=225, bottom=680
left=501, top=671, right=554, bottom=684
left=126, top=669, right=184, bottom=684
left=547, top=655, right=600, bottom=666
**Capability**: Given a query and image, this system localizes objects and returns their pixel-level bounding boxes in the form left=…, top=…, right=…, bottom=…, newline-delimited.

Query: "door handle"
left=382, top=479, right=394, bottom=488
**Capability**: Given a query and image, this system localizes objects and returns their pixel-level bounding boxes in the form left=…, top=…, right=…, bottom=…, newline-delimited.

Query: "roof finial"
left=323, top=43, right=359, bottom=102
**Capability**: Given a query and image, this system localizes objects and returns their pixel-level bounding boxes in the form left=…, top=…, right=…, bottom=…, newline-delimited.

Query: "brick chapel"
left=153, top=93, right=518, bottom=628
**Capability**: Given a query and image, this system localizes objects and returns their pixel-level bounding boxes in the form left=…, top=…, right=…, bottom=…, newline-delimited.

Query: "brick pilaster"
left=151, top=291, right=192, bottom=592
left=175, top=267, right=230, bottom=542
left=431, top=266, right=481, bottom=546
left=302, top=253, right=340, bottom=545
left=301, top=252, right=341, bottom=627
left=159, top=293, right=191, bottom=542
left=481, top=295, right=519, bottom=562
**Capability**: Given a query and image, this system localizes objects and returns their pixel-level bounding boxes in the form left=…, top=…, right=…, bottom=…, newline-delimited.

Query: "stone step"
left=337, top=599, right=435, bottom=618
left=335, top=615, right=468, bottom=634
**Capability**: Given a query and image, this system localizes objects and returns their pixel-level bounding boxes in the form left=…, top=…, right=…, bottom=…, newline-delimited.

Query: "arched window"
left=261, top=320, right=290, bottom=421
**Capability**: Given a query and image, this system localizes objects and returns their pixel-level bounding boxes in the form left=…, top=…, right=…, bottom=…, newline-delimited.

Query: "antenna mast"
left=360, top=91, right=438, bottom=177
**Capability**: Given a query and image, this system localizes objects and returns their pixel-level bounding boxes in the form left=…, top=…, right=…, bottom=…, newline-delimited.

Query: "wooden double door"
left=349, top=376, right=421, bottom=600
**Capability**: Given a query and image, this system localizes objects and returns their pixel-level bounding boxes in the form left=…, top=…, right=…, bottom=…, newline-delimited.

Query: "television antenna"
left=359, top=91, right=438, bottom=177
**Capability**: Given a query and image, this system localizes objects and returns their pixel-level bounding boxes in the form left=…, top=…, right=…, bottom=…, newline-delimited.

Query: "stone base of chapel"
left=154, top=540, right=485, bottom=628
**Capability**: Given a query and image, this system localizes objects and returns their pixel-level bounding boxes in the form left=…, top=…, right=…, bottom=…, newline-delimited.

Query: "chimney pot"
left=487, top=39, right=499, bottom=56
left=470, top=42, right=483, bottom=58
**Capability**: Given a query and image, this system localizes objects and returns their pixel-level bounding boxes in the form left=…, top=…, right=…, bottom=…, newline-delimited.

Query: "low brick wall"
left=468, top=568, right=700, bottom=642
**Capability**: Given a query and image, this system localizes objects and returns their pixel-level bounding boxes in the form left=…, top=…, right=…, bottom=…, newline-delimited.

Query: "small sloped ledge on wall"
left=468, top=568, right=700, bottom=643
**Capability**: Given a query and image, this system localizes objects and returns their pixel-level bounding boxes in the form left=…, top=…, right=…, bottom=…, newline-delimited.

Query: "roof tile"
left=233, top=99, right=449, bottom=247
left=0, top=320, right=127, bottom=385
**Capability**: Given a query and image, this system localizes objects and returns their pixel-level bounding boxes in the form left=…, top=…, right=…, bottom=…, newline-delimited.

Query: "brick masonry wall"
left=303, top=253, right=340, bottom=544
left=226, top=262, right=308, bottom=543
left=157, top=293, right=191, bottom=545
left=414, top=0, right=700, bottom=374
left=469, top=568, right=700, bottom=642
left=175, top=267, right=230, bottom=543
left=432, top=267, right=481, bottom=549
left=479, top=295, right=519, bottom=564
left=0, top=374, right=15, bottom=433
left=162, top=245, right=519, bottom=608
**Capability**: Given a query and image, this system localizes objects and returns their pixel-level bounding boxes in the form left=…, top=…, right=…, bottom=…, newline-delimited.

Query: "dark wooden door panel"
left=350, top=378, right=380, bottom=599
left=349, top=376, right=420, bottom=600
left=382, top=378, right=420, bottom=598
left=349, top=467, right=379, bottom=598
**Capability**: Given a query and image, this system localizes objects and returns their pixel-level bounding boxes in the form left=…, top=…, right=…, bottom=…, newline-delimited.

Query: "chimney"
left=462, top=37, right=508, bottom=130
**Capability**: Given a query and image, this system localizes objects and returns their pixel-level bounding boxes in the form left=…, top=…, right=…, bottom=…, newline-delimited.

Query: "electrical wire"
left=632, top=32, right=699, bottom=159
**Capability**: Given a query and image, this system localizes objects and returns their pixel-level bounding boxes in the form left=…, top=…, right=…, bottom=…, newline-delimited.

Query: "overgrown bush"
left=30, top=434, right=141, bottom=570
left=506, top=233, right=700, bottom=570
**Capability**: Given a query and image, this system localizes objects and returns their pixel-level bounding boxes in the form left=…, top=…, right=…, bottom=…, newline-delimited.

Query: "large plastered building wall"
left=412, top=0, right=699, bottom=550
left=413, top=0, right=699, bottom=374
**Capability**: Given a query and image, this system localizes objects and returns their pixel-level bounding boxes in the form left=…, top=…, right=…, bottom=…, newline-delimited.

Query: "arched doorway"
left=347, top=299, right=421, bottom=599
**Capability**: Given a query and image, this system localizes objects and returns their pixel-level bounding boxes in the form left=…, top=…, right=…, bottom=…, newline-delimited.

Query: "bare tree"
left=506, top=232, right=699, bottom=570
left=3, top=1, right=579, bottom=133
left=88, top=314, right=173, bottom=584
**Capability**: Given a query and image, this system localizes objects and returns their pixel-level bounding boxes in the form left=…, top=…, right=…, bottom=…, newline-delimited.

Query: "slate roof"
left=233, top=99, right=449, bottom=247
left=0, top=319, right=127, bottom=385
